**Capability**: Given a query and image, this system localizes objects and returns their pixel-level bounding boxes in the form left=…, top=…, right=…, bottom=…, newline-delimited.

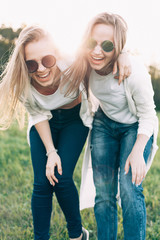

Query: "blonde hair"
left=0, top=25, right=59, bottom=130
left=61, top=12, right=128, bottom=96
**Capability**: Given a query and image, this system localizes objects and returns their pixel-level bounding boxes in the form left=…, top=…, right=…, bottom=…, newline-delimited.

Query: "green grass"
left=0, top=114, right=160, bottom=240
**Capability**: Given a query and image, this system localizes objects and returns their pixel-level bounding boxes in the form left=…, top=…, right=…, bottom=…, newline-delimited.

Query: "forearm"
left=132, top=134, right=149, bottom=155
left=35, top=120, right=56, bottom=153
left=35, top=120, right=62, bottom=185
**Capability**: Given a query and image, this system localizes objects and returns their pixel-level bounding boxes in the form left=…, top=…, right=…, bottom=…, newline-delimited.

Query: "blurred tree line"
left=0, top=24, right=24, bottom=71
left=149, top=65, right=160, bottom=111
left=0, top=25, right=160, bottom=110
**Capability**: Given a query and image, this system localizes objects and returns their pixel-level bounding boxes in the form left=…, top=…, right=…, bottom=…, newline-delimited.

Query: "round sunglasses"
left=87, top=38, right=115, bottom=52
left=25, top=55, right=56, bottom=73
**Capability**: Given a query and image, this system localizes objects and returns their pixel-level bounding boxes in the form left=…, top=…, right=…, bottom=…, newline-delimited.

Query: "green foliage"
left=0, top=115, right=160, bottom=240
left=149, top=65, right=160, bottom=111
left=0, top=26, right=22, bottom=41
left=0, top=25, right=23, bottom=74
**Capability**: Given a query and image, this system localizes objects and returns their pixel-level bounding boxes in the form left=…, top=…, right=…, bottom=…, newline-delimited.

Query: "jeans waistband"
left=51, top=103, right=81, bottom=115
left=50, top=103, right=81, bottom=123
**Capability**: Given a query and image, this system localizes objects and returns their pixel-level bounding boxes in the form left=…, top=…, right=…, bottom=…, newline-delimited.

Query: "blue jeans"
left=29, top=103, right=89, bottom=240
left=91, top=107, right=153, bottom=240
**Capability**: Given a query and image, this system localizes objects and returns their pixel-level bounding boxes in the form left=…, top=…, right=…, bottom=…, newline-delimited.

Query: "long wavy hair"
left=61, top=12, right=128, bottom=96
left=0, top=25, right=60, bottom=130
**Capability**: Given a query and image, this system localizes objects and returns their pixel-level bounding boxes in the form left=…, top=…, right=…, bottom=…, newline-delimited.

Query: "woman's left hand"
left=124, top=149, right=146, bottom=186
left=113, top=52, right=132, bottom=85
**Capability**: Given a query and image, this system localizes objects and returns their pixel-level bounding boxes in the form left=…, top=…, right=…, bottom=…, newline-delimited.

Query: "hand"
left=124, top=149, right=146, bottom=186
left=113, top=52, right=132, bottom=85
left=46, top=152, right=62, bottom=186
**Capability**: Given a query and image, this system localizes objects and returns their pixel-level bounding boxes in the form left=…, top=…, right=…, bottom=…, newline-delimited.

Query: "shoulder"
left=126, top=55, right=151, bottom=89
left=129, top=55, right=149, bottom=76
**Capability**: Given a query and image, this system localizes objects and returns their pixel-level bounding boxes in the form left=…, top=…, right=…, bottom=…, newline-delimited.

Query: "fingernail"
left=136, top=184, right=139, bottom=187
left=132, top=182, right=135, bottom=185
left=124, top=171, right=127, bottom=175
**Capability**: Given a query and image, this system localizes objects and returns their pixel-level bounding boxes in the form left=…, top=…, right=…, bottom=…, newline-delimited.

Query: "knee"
left=55, top=176, right=78, bottom=196
left=120, top=175, right=144, bottom=205
left=56, top=176, right=74, bottom=187
left=33, top=182, right=53, bottom=197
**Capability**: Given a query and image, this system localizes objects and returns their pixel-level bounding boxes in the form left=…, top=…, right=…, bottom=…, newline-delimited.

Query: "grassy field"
left=0, top=114, right=160, bottom=240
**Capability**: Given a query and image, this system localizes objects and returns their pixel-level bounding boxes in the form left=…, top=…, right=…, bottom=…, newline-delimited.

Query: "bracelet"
left=46, top=149, right=58, bottom=156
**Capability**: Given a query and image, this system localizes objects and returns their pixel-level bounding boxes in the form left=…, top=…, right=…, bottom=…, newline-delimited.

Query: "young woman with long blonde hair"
left=62, top=12, right=158, bottom=240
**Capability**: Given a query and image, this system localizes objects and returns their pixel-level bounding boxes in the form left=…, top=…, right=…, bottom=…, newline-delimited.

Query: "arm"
left=113, top=51, right=132, bottom=85
left=22, top=97, right=62, bottom=185
left=35, top=120, right=62, bottom=186
left=124, top=66, right=156, bottom=185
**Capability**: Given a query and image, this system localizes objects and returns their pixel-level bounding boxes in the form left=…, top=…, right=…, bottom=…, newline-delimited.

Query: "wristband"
left=46, top=149, right=58, bottom=156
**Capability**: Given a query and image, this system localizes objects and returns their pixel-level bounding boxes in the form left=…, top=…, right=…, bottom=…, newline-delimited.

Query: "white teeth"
left=92, top=56, right=103, bottom=60
left=38, top=72, right=49, bottom=78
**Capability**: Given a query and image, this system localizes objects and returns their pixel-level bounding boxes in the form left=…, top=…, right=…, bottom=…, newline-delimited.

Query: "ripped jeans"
left=91, top=107, right=153, bottom=240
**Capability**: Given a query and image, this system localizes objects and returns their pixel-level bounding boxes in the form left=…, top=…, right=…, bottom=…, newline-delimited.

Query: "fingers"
left=114, top=65, right=132, bottom=85
left=131, top=167, right=136, bottom=185
left=135, top=166, right=146, bottom=186
left=113, top=61, right=118, bottom=74
left=46, top=166, right=59, bottom=186
left=131, top=165, right=146, bottom=186
left=124, top=157, right=146, bottom=186
left=57, top=161, right=62, bottom=175
left=124, top=159, right=130, bottom=175
left=46, top=158, right=62, bottom=186
left=118, top=67, right=125, bottom=85
left=118, top=74, right=124, bottom=85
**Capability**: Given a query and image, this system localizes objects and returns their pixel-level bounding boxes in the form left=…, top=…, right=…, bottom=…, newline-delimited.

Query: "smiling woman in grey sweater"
left=62, top=12, right=158, bottom=240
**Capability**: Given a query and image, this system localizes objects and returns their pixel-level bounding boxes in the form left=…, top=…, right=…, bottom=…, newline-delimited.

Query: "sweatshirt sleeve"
left=24, top=99, right=52, bottom=126
left=128, top=71, right=157, bottom=138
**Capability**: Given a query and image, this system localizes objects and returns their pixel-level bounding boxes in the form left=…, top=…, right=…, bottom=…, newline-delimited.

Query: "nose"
left=37, top=62, right=46, bottom=72
left=92, top=44, right=102, bottom=54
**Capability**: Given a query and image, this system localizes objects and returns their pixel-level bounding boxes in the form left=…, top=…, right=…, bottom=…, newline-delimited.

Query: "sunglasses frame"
left=25, top=55, right=56, bottom=73
left=87, top=38, right=115, bottom=53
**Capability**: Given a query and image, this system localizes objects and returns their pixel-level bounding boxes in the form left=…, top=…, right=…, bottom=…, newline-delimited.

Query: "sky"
left=1, top=0, right=160, bottom=66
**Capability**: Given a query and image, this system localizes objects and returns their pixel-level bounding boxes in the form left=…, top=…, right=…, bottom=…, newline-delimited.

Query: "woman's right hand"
left=113, top=52, right=132, bottom=84
left=46, top=152, right=62, bottom=186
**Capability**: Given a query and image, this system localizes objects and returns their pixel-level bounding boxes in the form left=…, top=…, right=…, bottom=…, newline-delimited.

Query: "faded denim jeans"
left=91, top=107, right=153, bottom=240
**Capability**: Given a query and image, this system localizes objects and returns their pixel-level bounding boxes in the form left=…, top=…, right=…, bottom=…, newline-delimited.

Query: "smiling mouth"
left=90, top=55, right=105, bottom=65
left=91, top=56, right=105, bottom=61
left=37, top=72, right=50, bottom=78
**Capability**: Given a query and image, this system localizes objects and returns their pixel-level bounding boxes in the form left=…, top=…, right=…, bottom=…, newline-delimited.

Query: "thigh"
left=119, top=123, right=153, bottom=174
left=55, top=119, right=89, bottom=177
left=29, top=126, right=58, bottom=184
left=91, top=116, right=119, bottom=197
left=119, top=123, right=138, bottom=174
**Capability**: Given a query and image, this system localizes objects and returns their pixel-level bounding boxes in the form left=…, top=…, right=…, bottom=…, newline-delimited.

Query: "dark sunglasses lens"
left=42, top=55, right=56, bottom=68
left=101, top=40, right=114, bottom=52
left=87, top=38, right=97, bottom=49
left=26, top=60, right=38, bottom=73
